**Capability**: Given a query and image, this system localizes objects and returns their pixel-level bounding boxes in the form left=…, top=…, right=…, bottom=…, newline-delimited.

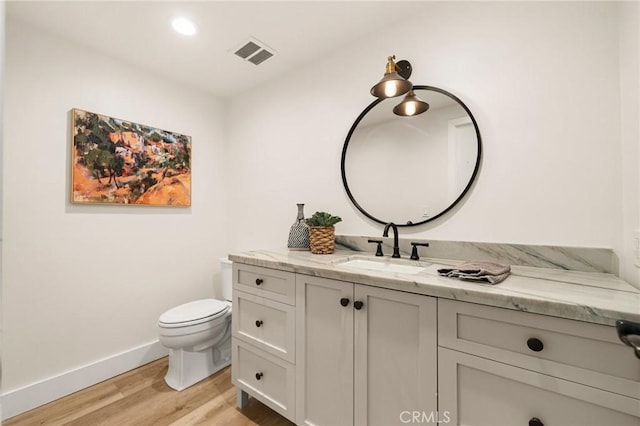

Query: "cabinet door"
left=232, top=290, right=296, bottom=362
left=232, top=339, right=296, bottom=422
left=296, top=275, right=354, bottom=426
left=438, top=298, right=640, bottom=399
left=439, top=347, right=640, bottom=426
left=354, top=285, right=437, bottom=426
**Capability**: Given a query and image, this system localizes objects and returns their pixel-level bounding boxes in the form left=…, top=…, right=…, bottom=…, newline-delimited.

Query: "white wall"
left=0, top=0, right=5, bottom=421
left=618, top=1, right=640, bottom=286
left=227, top=2, right=639, bottom=285
left=2, top=19, right=228, bottom=406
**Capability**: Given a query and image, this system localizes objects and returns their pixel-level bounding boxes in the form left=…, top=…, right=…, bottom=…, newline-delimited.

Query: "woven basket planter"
left=309, top=226, right=336, bottom=254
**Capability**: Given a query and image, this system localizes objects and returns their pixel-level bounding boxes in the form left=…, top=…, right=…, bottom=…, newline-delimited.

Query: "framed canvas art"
left=71, top=108, right=191, bottom=206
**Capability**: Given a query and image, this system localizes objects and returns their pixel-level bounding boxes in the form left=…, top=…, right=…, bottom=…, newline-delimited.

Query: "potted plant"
left=305, top=211, right=342, bottom=254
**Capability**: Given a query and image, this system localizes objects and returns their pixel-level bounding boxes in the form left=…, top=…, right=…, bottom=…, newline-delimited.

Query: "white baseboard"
left=2, top=340, right=169, bottom=420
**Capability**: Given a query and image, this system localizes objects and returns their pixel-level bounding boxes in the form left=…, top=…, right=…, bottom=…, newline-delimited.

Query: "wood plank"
left=5, top=357, right=293, bottom=426
left=111, top=355, right=169, bottom=397
left=4, top=381, right=124, bottom=426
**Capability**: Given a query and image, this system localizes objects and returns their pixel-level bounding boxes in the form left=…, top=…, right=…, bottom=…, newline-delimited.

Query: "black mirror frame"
left=341, top=85, right=482, bottom=227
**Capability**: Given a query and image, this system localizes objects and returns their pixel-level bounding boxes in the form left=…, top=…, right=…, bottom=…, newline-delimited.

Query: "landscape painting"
left=71, top=109, right=191, bottom=206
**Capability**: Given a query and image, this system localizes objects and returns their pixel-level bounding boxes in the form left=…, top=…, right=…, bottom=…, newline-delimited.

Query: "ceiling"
left=7, top=1, right=433, bottom=98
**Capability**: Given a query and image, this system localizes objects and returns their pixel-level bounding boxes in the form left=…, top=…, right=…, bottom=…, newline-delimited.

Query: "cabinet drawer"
left=234, top=264, right=295, bottom=305
left=438, top=299, right=640, bottom=399
left=439, top=347, right=640, bottom=426
left=232, top=290, right=295, bottom=363
left=232, top=339, right=295, bottom=422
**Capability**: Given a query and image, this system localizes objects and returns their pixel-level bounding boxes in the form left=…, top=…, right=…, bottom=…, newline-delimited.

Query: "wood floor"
left=5, top=357, right=295, bottom=426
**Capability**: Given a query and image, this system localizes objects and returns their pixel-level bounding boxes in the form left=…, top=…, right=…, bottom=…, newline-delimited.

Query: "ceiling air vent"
left=232, top=37, right=275, bottom=66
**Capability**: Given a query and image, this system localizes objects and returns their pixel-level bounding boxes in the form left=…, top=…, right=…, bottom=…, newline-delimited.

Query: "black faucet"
left=383, top=223, right=401, bottom=258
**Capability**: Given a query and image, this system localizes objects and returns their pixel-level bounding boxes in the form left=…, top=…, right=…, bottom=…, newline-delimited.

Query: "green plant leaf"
left=305, top=211, right=343, bottom=227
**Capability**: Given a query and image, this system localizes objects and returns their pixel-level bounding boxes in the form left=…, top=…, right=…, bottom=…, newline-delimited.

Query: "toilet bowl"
left=157, top=257, right=233, bottom=391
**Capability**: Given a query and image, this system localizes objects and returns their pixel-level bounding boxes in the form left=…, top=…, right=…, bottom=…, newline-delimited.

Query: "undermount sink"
left=335, top=257, right=427, bottom=275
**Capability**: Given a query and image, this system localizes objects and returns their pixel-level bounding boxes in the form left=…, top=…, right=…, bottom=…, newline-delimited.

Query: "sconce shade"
left=393, top=90, right=430, bottom=116
left=370, top=56, right=413, bottom=98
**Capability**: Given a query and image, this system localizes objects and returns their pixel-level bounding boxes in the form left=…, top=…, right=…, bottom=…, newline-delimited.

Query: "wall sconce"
left=370, top=56, right=413, bottom=98
left=370, top=55, right=429, bottom=116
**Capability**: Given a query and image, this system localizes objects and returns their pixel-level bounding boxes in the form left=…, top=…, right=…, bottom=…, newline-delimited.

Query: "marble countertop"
left=228, top=249, right=640, bottom=326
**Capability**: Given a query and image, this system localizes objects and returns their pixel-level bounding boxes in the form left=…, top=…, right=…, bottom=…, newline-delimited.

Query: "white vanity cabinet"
left=230, top=258, right=640, bottom=426
left=438, top=299, right=640, bottom=426
left=231, top=264, right=297, bottom=422
left=295, top=274, right=438, bottom=426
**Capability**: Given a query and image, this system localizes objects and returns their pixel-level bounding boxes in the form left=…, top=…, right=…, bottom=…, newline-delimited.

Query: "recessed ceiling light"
left=171, top=17, right=197, bottom=36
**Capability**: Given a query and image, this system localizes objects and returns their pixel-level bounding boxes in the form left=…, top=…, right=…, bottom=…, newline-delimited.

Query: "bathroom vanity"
left=229, top=249, right=640, bottom=426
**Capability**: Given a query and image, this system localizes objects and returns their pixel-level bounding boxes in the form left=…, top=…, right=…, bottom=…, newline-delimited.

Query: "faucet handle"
left=410, top=242, right=430, bottom=260
left=367, top=239, right=384, bottom=257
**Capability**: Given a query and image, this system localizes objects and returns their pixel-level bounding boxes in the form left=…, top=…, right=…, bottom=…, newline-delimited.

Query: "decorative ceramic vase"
left=287, top=203, right=310, bottom=250
left=309, top=226, right=336, bottom=254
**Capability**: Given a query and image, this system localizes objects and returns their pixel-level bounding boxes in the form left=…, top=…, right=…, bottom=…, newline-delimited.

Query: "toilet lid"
left=159, top=299, right=230, bottom=326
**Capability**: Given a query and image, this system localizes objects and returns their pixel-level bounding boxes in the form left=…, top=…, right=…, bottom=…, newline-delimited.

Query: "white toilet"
left=158, top=257, right=233, bottom=391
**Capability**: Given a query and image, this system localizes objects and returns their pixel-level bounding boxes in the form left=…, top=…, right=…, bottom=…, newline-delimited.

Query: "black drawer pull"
left=340, top=298, right=350, bottom=307
left=255, top=372, right=263, bottom=380
left=354, top=300, right=364, bottom=310
left=528, top=417, right=544, bottom=426
left=255, top=320, right=263, bottom=327
left=616, top=319, right=640, bottom=359
left=255, top=278, right=263, bottom=286
left=527, top=338, right=544, bottom=352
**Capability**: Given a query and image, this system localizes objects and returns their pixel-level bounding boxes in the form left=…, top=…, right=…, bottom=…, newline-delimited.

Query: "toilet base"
left=164, top=337, right=231, bottom=391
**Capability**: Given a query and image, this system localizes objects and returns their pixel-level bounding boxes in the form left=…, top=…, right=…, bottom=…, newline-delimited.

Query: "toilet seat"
left=159, top=299, right=230, bottom=328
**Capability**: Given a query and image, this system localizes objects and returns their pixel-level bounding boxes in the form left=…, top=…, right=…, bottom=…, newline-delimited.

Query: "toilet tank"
left=219, top=257, right=233, bottom=301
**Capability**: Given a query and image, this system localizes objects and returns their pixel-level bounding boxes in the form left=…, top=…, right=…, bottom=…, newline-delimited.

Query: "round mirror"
left=341, top=85, right=482, bottom=227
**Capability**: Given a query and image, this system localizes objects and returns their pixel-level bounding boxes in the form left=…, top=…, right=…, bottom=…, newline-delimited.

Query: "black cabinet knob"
left=255, top=372, right=263, bottom=380
left=340, top=298, right=350, bottom=307
left=354, top=300, right=364, bottom=310
left=527, top=338, right=544, bottom=352
left=528, top=417, right=544, bottom=426
left=255, top=320, right=263, bottom=327
left=616, top=319, right=640, bottom=359
left=255, top=278, right=263, bottom=286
